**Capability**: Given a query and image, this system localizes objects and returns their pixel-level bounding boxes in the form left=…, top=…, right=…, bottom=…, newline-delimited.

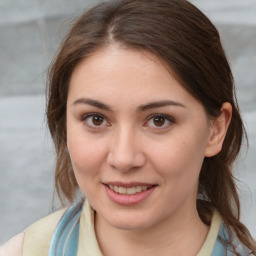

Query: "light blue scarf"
left=48, top=200, right=250, bottom=256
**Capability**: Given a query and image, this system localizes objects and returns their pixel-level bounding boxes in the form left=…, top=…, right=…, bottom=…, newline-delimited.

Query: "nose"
left=107, top=126, right=146, bottom=172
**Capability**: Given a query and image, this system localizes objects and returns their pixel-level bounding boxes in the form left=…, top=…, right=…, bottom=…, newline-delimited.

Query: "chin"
left=110, top=221, right=149, bottom=231
left=104, top=213, right=154, bottom=231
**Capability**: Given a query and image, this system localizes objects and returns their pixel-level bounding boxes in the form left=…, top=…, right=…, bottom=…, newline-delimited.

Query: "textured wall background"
left=0, top=0, right=256, bottom=244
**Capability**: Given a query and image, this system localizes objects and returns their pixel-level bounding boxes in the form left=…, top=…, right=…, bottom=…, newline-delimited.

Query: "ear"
left=204, top=102, right=232, bottom=157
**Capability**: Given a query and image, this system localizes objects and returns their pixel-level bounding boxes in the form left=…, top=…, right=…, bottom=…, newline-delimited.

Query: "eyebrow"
left=139, top=100, right=186, bottom=111
left=72, top=98, right=185, bottom=112
left=72, top=98, right=113, bottom=111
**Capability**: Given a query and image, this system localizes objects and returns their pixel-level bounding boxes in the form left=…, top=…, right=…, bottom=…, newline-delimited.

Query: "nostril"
left=107, top=151, right=145, bottom=172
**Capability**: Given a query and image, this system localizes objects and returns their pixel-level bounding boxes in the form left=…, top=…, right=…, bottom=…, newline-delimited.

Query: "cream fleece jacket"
left=0, top=201, right=222, bottom=256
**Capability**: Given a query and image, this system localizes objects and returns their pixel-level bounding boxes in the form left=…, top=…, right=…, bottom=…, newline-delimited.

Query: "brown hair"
left=46, top=0, right=256, bottom=253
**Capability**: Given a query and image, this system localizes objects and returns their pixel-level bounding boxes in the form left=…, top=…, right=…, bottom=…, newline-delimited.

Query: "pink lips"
left=104, top=183, right=157, bottom=205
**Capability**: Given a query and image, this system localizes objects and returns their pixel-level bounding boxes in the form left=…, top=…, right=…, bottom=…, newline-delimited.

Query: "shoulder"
left=218, top=223, right=253, bottom=255
left=0, top=207, right=67, bottom=256
left=212, top=219, right=252, bottom=255
left=0, top=233, right=24, bottom=256
left=23, top=207, right=67, bottom=256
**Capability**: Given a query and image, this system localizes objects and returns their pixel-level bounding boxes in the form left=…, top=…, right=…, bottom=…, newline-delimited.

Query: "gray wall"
left=0, top=0, right=256, bottom=244
left=0, top=0, right=102, bottom=95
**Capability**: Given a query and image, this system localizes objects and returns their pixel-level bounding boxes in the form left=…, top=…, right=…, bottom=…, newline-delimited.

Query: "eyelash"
left=81, top=113, right=175, bottom=129
left=81, top=113, right=109, bottom=129
left=145, top=114, right=175, bottom=129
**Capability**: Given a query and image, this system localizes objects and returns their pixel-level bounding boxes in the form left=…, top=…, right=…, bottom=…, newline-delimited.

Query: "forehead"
left=67, top=45, right=200, bottom=110
left=71, top=45, right=170, bottom=84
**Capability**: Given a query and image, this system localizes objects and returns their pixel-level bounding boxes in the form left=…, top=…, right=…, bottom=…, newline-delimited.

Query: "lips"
left=108, top=184, right=153, bottom=195
left=103, top=182, right=157, bottom=205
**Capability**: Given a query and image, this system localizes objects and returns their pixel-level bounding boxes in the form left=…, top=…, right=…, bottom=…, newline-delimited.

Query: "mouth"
left=103, top=182, right=157, bottom=205
left=106, top=184, right=155, bottom=195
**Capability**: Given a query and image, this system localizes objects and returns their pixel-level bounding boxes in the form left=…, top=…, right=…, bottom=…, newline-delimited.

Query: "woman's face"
left=66, top=46, right=213, bottom=231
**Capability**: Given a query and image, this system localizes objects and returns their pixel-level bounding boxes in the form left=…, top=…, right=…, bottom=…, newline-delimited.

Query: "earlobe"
left=204, top=102, right=232, bottom=157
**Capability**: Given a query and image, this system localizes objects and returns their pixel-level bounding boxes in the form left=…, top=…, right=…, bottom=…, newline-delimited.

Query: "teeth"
left=127, top=187, right=136, bottom=195
left=136, top=186, right=142, bottom=193
left=119, top=187, right=127, bottom=194
left=108, top=185, right=152, bottom=195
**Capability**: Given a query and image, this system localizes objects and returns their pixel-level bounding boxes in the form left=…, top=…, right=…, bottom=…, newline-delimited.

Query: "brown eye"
left=92, top=116, right=104, bottom=126
left=146, top=114, right=174, bottom=129
left=83, top=114, right=108, bottom=128
left=153, top=116, right=165, bottom=126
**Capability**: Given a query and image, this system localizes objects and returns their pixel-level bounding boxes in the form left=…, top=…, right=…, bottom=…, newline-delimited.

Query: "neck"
left=95, top=206, right=209, bottom=256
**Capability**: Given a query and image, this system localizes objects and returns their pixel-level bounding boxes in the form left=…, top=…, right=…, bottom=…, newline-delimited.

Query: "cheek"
left=67, top=128, right=106, bottom=175
left=149, top=135, right=206, bottom=181
left=67, top=133, right=106, bottom=197
left=149, top=137, right=206, bottom=207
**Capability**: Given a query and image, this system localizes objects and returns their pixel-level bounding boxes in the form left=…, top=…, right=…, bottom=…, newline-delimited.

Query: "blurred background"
left=0, top=0, right=255, bottom=244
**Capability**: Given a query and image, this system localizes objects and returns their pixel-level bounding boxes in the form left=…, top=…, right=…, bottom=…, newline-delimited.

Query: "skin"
left=66, top=45, right=232, bottom=256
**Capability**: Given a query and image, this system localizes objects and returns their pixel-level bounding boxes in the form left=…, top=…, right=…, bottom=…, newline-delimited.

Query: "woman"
left=1, top=0, right=255, bottom=255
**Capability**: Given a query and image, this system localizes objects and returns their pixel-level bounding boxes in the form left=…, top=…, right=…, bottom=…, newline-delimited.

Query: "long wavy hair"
left=46, top=0, right=256, bottom=253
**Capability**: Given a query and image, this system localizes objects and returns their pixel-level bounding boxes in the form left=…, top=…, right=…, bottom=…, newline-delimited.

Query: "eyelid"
left=81, top=112, right=104, bottom=120
left=81, top=112, right=110, bottom=128
left=144, top=113, right=175, bottom=128
left=80, top=112, right=174, bottom=129
left=146, top=113, right=175, bottom=122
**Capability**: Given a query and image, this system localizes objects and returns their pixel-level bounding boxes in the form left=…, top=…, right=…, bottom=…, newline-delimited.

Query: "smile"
left=104, top=182, right=157, bottom=205
left=108, top=185, right=153, bottom=195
